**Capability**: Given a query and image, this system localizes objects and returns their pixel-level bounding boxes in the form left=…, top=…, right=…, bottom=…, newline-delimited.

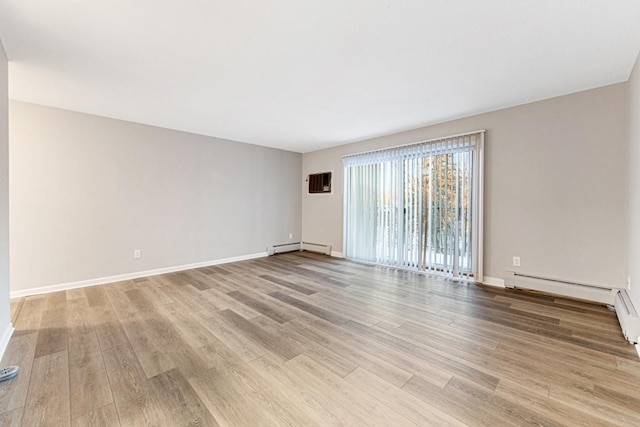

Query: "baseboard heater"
left=504, top=271, right=618, bottom=305
left=614, top=289, right=639, bottom=344
left=267, top=242, right=301, bottom=255
left=266, top=241, right=332, bottom=256
left=301, top=242, right=332, bottom=256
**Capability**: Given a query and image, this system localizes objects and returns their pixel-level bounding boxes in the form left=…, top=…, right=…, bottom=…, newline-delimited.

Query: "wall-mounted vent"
left=308, top=172, right=332, bottom=194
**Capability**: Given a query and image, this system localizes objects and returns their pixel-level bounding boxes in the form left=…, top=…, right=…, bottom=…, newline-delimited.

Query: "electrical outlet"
left=289, top=233, right=293, bottom=239
left=513, top=256, right=521, bottom=267
left=133, top=249, right=141, bottom=259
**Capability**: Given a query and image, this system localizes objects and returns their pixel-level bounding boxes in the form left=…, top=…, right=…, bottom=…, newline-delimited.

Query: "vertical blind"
left=343, top=131, right=484, bottom=281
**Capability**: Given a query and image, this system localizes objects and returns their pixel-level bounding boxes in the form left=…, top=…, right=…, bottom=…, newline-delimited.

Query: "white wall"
left=9, top=101, right=302, bottom=293
left=628, top=51, right=640, bottom=313
left=0, top=39, right=11, bottom=355
left=302, top=84, right=628, bottom=288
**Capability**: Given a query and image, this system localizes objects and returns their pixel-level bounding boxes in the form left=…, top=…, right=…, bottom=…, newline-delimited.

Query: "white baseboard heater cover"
left=267, top=242, right=301, bottom=256
left=267, top=242, right=332, bottom=256
left=301, top=242, right=332, bottom=256
left=504, top=271, right=618, bottom=305
left=614, top=289, right=639, bottom=345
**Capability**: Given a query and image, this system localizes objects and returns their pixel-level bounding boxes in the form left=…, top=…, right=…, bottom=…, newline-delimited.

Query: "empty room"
left=0, top=1, right=640, bottom=426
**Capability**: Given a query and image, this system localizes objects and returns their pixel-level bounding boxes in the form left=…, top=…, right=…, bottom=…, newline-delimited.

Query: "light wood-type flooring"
left=1, top=252, right=639, bottom=426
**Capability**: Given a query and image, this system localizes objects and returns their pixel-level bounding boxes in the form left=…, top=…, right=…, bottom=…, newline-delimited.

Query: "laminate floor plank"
left=4, top=252, right=639, bottom=426
left=443, top=376, right=563, bottom=426
left=615, top=357, right=640, bottom=375
left=269, top=291, right=348, bottom=325
left=174, top=270, right=214, bottom=291
left=344, top=320, right=499, bottom=390
left=287, top=318, right=418, bottom=387
left=0, top=332, right=38, bottom=414
left=248, top=258, right=299, bottom=276
left=253, top=355, right=368, bottom=426
left=202, top=286, right=263, bottom=319
left=67, top=298, right=94, bottom=335
left=120, top=313, right=175, bottom=378
left=89, top=306, right=130, bottom=353
left=321, top=319, right=454, bottom=383
left=509, top=300, right=624, bottom=331
left=494, top=379, right=618, bottom=427
left=101, top=341, right=164, bottom=426
left=250, top=354, right=350, bottom=426
left=146, top=273, right=186, bottom=289
left=493, top=341, right=640, bottom=394
left=84, top=287, right=109, bottom=308
left=218, top=309, right=301, bottom=361
left=141, top=311, right=216, bottom=379
left=9, top=298, right=24, bottom=325
left=137, top=280, right=175, bottom=306
left=155, top=303, right=219, bottom=348
left=259, top=274, right=319, bottom=295
left=449, top=313, right=624, bottom=367
left=148, top=368, right=219, bottom=426
left=44, top=291, right=67, bottom=311
left=566, top=324, right=629, bottom=347
left=232, top=285, right=309, bottom=319
left=198, top=273, right=242, bottom=294
left=227, top=290, right=293, bottom=323
left=303, top=291, right=386, bottom=326
left=34, top=306, right=68, bottom=359
left=23, top=351, right=71, bottom=427
left=496, top=295, right=619, bottom=322
left=193, top=339, right=320, bottom=427
left=285, top=354, right=416, bottom=426
left=345, top=366, right=467, bottom=426
left=549, top=384, right=640, bottom=426
left=68, top=350, right=113, bottom=420
left=160, top=281, right=226, bottom=314
left=208, top=265, right=234, bottom=275
left=399, top=321, right=555, bottom=396
left=193, top=311, right=267, bottom=362
left=0, top=406, right=24, bottom=427
left=399, top=319, right=501, bottom=351
left=403, top=374, right=514, bottom=426
left=362, top=298, right=456, bottom=328
left=457, top=317, right=630, bottom=381
left=71, top=403, right=120, bottom=427
left=103, top=287, right=138, bottom=321
left=251, top=315, right=358, bottom=378
left=13, top=296, right=45, bottom=335
left=124, top=288, right=158, bottom=317
left=221, top=273, right=283, bottom=294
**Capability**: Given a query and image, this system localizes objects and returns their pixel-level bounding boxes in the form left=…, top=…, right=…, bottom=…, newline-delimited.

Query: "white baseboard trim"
left=481, top=276, right=505, bottom=288
left=0, top=323, right=14, bottom=361
left=636, top=343, right=640, bottom=359
left=10, top=252, right=268, bottom=299
left=331, top=251, right=344, bottom=258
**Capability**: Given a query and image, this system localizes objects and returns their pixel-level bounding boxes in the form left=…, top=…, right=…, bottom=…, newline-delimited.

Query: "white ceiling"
left=1, top=1, right=639, bottom=153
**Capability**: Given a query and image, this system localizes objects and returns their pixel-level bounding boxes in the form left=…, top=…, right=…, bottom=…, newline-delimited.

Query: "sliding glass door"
left=344, top=131, right=483, bottom=280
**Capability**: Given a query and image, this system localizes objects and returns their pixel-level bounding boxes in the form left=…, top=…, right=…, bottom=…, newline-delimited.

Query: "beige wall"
left=0, top=40, right=10, bottom=347
left=302, top=84, right=628, bottom=288
left=9, top=101, right=302, bottom=292
left=628, top=52, right=640, bottom=313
